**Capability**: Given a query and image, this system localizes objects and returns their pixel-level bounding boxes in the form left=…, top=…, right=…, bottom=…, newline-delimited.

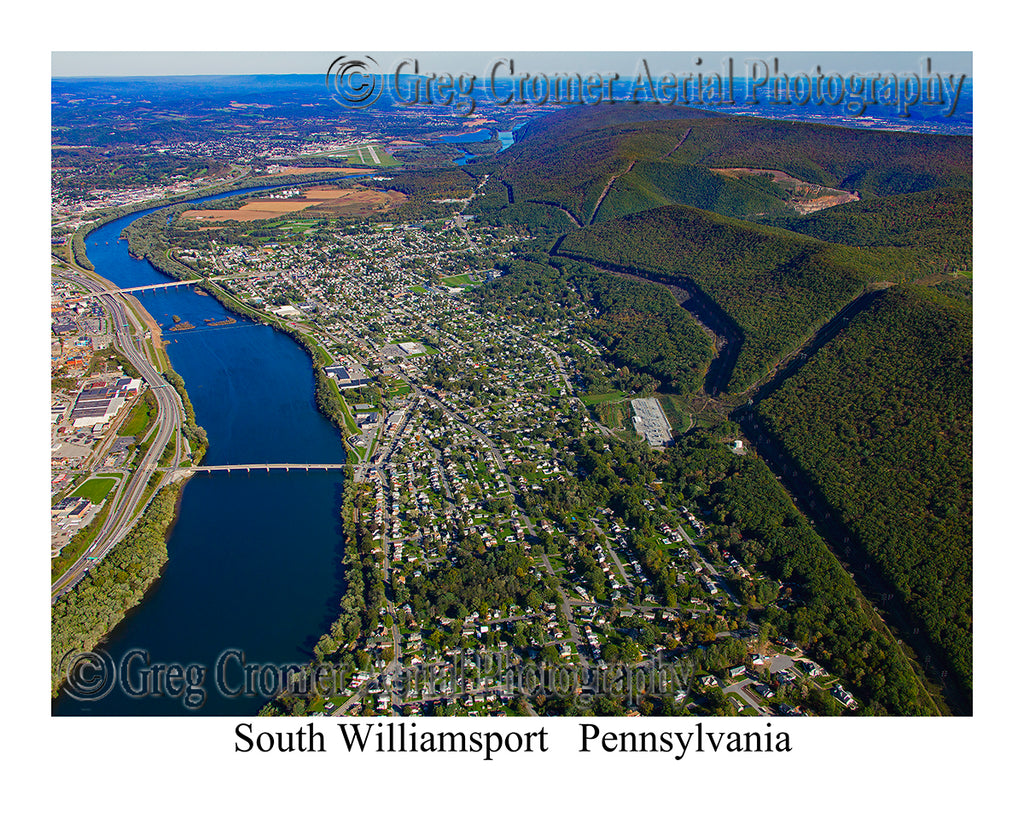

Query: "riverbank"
left=68, top=172, right=368, bottom=270
left=51, top=482, right=182, bottom=696
left=259, top=480, right=364, bottom=715
left=81, top=179, right=367, bottom=456
left=51, top=259, right=206, bottom=695
left=54, top=190, right=353, bottom=715
left=193, top=278, right=356, bottom=455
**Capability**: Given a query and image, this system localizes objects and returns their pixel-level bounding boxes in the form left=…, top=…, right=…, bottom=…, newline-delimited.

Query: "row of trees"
left=52, top=484, right=181, bottom=696
left=261, top=481, right=383, bottom=716
left=162, top=368, right=207, bottom=462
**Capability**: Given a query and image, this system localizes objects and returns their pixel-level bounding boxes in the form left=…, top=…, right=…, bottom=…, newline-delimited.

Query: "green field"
left=70, top=477, right=116, bottom=504
left=384, top=379, right=411, bottom=398
left=440, top=273, right=477, bottom=288
left=581, top=390, right=627, bottom=406
left=279, top=219, right=320, bottom=232
left=118, top=393, right=155, bottom=438
left=392, top=338, right=440, bottom=356
left=654, top=392, right=694, bottom=432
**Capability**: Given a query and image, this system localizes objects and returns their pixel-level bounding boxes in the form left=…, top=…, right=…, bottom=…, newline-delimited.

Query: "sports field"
left=71, top=477, right=116, bottom=504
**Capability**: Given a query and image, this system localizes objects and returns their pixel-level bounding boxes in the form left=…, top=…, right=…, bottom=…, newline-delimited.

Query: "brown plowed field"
left=181, top=186, right=406, bottom=222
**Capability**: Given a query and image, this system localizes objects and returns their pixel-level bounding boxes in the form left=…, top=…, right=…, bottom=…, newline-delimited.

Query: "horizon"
left=51, top=51, right=973, bottom=79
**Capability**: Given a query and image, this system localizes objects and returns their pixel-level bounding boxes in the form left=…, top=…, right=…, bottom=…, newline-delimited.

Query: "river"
left=54, top=126, right=521, bottom=714
left=54, top=186, right=351, bottom=715
left=440, top=124, right=522, bottom=165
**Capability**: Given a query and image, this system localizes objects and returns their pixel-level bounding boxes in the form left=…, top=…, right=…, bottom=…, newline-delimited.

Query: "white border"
left=8, top=1, right=1013, bottom=814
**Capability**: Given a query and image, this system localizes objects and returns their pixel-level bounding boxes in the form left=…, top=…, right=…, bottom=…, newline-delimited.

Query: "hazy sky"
left=52, top=51, right=972, bottom=78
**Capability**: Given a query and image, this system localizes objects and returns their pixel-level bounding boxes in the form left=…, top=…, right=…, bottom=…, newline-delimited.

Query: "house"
left=832, top=684, right=856, bottom=708
left=798, top=659, right=825, bottom=677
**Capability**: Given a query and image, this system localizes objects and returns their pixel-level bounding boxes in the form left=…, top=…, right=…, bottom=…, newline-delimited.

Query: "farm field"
left=181, top=186, right=407, bottom=222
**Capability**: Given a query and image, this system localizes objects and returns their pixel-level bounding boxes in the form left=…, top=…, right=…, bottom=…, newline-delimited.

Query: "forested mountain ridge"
left=759, top=187, right=972, bottom=271
left=755, top=285, right=972, bottom=693
left=479, top=106, right=971, bottom=397
left=556, top=203, right=924, bottom=393
left=495, top=107, right=971, bottom=224
left=472, top=104, right=972, bottom=711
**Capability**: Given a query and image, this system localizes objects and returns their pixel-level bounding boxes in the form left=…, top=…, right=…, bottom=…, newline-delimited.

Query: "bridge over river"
left=173, top=463, right=350, bottom=479
left=67, top=273, right=261, bottom=299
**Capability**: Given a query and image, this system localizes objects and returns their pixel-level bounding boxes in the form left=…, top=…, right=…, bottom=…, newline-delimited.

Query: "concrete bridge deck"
left=182, top=463, right=349, bottom=474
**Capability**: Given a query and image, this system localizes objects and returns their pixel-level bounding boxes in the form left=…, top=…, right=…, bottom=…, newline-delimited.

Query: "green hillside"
left=592, top=161, right=797, bottom=223
left=496, top=107, right=971, bottom=224
left=470, top=258, right=715, bottom=395
left=755, top=286, right=972, bottom=692
left=557, top=204, right=918, bottom=393
left=481, top=104, right=972, bottom=712
left=762, top=188, right=973, bottom=269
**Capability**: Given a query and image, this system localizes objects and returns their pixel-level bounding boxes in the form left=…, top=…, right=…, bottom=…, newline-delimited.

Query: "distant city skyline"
left=52, top=51, right=972, bottom=79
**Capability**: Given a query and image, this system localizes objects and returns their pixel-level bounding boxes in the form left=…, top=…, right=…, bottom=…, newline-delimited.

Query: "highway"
left=52, top=261, right=186, bottom=601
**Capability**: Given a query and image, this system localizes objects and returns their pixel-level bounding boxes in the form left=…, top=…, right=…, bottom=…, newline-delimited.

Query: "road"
left=722, top=678, right=771, bottom=716
left=67, top=271, right=263, bottom=300
left=671, top=517, right=741, bottom=606
left=52, top=261, right=185, bottom=600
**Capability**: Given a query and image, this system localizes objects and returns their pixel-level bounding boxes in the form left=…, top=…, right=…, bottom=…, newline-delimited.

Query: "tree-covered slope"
left=495, top=107, right=971, bottom=223
left=762, top=188, right=972, bottom=270
left=557, top=204, right=915, bottom=392
left=660, top=429, right=936, bottom=715
left=755, top=285, right=972, bottom=692
left=470, top=257, right=715, bottom=395
left=592, top=161, right=797, bottom=223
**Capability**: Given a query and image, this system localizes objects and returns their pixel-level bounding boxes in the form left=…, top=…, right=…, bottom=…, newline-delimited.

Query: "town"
left=53, top=77, right=958, bottom=721
left=116, top=174, right=863, bottom=718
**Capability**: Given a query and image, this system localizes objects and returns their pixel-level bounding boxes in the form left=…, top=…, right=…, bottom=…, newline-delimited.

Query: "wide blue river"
left=54, top=187, right=350, bottom=715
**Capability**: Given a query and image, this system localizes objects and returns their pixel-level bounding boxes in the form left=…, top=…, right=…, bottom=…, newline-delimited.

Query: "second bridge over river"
left=173, top=463, right=350, bottom=478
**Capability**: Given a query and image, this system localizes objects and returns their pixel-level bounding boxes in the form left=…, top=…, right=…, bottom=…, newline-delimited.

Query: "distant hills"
left=494, top=106, right=971, bottom=224
left=477, top=106, right=971, bottom=394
